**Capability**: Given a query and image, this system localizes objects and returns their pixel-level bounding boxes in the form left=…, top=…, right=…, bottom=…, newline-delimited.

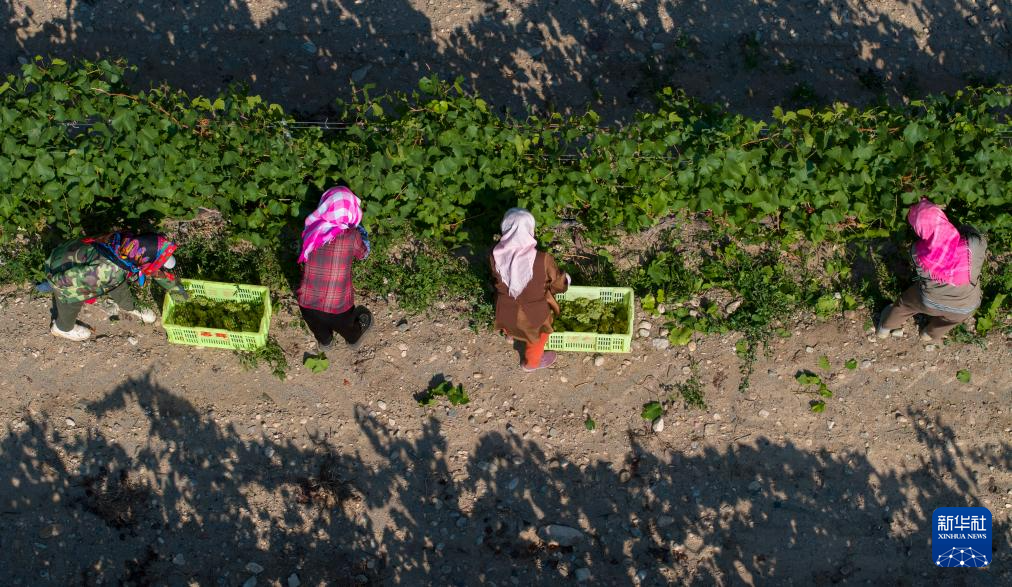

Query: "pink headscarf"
left=298, top=186, right=364, bottom=263
left=493, top=208, right=538, bottom=299
left=908, top=199, right=970, bottom=286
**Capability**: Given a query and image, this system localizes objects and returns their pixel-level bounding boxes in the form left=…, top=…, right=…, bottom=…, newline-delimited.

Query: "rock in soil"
left=538, top=524, right=584, bottom=546
left=351, top=65, right=372, bottom=82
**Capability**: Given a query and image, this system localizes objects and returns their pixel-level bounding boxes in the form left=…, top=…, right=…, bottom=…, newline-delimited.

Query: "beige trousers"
left=880, top=285, right=973, bottom=339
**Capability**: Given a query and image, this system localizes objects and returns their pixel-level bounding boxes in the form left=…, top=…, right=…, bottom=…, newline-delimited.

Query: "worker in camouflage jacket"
left=44, top=232, right=186, bottom=341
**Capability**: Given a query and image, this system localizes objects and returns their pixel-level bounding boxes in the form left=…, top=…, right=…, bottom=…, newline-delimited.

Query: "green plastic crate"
left=161, top=279, right=271, bottom=350
left=546, top=285, right=635, bottom=353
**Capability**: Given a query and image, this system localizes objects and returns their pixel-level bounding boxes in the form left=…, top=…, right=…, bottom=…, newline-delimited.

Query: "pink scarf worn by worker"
left=908, top=199, right=970, bottom=287
left=298, top=187, right=364, bottom=263
left=493, top=208, right=538, bottom=299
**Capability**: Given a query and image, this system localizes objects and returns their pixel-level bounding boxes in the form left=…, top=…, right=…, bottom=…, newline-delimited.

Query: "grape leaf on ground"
left=641, top=401, right=663, bottom=421
left=304, top=354, right=329, bottom=373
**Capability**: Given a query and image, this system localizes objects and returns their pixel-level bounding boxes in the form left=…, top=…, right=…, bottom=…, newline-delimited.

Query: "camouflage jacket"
left=44, top=239, right=175, bottom=304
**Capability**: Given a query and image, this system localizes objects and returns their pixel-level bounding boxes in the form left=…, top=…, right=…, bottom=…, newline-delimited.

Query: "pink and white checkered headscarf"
left=298, top=186, right=363, bottom=263
left=493, top=208, right=538, bottom=299
left=908, top=198, right=970, bottom=287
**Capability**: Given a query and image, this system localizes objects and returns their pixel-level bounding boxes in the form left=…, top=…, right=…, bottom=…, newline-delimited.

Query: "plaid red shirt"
left=297, top=230, right=367, bottom=315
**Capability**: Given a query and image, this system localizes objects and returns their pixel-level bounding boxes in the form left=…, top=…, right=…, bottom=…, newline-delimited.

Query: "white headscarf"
left=492, top=208, right=538, bottom=299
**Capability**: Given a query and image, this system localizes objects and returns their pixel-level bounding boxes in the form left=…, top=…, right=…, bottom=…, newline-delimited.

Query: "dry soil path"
left=3, top=1, right=1011, bottom=119
left=0, top=288, right=1009, bottom=585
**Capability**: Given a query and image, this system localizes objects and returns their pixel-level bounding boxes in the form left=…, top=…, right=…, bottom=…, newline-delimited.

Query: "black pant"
left=53, top=281, right=136, bottom=331
left=299, top=305, right=371, bottom=346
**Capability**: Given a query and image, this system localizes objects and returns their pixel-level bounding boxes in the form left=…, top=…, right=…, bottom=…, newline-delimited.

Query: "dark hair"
left=957, top=224, right=982, bottom=240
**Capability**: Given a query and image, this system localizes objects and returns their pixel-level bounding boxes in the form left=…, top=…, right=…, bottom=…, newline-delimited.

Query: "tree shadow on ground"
left=2, top=1, right=1010, bottom=120
left=0, top=373, right=1008, bottom=584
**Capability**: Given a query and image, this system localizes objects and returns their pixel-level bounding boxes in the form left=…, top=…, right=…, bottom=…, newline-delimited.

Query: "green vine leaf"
left=641, top=401, right=663, bottom=421
left=303, top=354, right=330, bottom=374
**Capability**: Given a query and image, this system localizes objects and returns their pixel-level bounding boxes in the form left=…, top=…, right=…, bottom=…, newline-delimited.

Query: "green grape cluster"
left=170, top=297, right=263, bottom=332
left=555, top=298, right=629, bottom=335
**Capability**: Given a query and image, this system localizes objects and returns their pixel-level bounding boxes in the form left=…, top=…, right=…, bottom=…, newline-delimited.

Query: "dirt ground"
left=3, top=1, right=1011, bottom=120
left=0, top=282, right=1009, bottom=585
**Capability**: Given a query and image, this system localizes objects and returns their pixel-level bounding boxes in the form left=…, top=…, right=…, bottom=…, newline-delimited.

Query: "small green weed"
left=128, top=281, right=158, bottom=311
left=236, top=337, right=289, bottom=381
left=622, top=245, right=703, bottom=304
left=671, top=376, right=706, bottom=410
left=418, top=380, right=470, bottom=406
left=666, top=301, right=728, bottom=345
left=975, top=293, right=1007, bottom=337
left=977, top=261, right=1012, bottom=336
left=723, top=247, right=801, bottom=392
left=795, top=370, right=833, bottom=413
left=867, top=246, right=900, bottom=304
left=956, top=369, right=971, bottom=384
left=0, top=237, right=47, bottom=286
left=945, top=324, right=986, bottom=347
left=647, top=365, right=707, bottom=414
left=355, top=238, right=493, bottom=329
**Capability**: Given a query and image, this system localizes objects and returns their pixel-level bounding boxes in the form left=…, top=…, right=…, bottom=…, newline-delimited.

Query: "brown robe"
left=490, top=251, right=569, bottom=344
